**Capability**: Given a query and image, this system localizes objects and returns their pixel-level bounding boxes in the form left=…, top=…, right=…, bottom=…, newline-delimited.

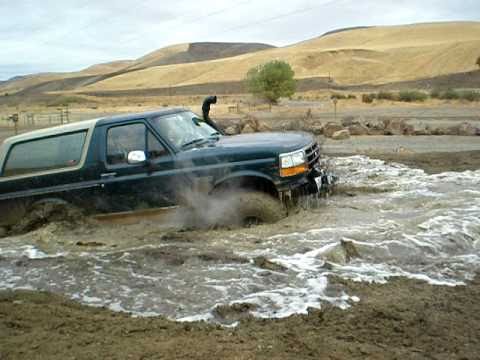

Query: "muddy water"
left=0, top=156, right=479, bottom=324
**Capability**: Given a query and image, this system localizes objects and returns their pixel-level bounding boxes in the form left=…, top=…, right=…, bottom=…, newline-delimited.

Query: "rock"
left=0, top=226, right=6, bottom=238
left=402, top=124, right=415, bottom=136
left=76, top=241, right=105, bottom=247
left=224, top=125, right=240, bottom=135
left=365, top=121, right=385, bottom=135
left=412, top=124, right=431, bottom=136
left=444, top=125, right=461, bottom=135
left=367, top=128, right=385, bottom=135
left=431, top=127, right=446, bottom=135
left=331, top=129, right=350, bottom=140
left=213, top=303, right=258, bottom=323
left=323, top=123, right=344, bottom=138
left=320, top=240, right=361, bottom=265
left=322, top=245, right=347, bottom=264
left=383, top=119, right=405, bottom=135
left=458, top=122, right=477, bottom=136
left=241, top=124, right=255, bottom=133
left=257, top=122, right=272, bottom=132
left=381, top=118, right=416, bottom=135
left=348, top=123, right=369, bottom=136
left=310, top=124, right=324, bottom=135
left=340, top=239, right=361, bottom=262
left=253, top=256, right=287, bottom=272
left=341, top=115, right=356, bottom=127
left=413, top=129, right=428, bottom=136
left=431, top=124, right=477, bottom=136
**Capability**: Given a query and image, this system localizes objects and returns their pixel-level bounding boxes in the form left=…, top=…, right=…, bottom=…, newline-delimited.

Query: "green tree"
left=246, top=60, right=296, bottom=103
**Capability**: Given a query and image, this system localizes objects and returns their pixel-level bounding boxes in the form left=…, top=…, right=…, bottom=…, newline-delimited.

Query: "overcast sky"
left=0, top=0, right=478, bottom=80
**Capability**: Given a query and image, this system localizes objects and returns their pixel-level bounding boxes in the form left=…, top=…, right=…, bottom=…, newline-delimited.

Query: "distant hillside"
left=320, top=26, right=372, bottom=37
left=80, top=21, right=480, bottom=92
left=0, top=42, right=275, bottom=95
left=2, top=21, right=480, bottom=100
left=127, top=42, right=275, bottom=70
left=80, top=60, right=135, bottom=75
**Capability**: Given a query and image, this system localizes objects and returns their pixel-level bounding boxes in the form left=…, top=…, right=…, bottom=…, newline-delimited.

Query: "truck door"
left=100, top=121, right=178, bottom=212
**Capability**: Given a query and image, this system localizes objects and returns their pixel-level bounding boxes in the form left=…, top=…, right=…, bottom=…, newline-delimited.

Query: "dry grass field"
left=2, top=21, right=479, bottom=99
left=78, top=21, right=480, bottom=91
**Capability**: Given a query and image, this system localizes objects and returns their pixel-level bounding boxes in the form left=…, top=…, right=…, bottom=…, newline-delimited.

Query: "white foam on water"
left=0, top=245, right=64, bottom=259
left=1, top=156, right=479, bottom=323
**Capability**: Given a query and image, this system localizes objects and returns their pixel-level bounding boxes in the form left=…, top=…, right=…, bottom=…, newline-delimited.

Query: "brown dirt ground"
left=369, top=150, right=480, bottom=174
left=0, top=276, right=479, bottom=360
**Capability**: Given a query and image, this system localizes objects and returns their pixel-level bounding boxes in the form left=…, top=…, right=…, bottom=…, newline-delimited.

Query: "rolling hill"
left=126, top=42, right=274, bottom=70
left=0, top=42, right=274, bottom=95
left=2, top=21, right=479, bottom=98
left=80, top=21, right=480, bottom=92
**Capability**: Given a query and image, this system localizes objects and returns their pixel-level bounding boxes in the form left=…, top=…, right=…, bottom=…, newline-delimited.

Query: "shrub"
left=476, top=56, right=480, bottom=69
left=459, top=90, right=480, bottom=102
left=362, top=93, right=376, bottom=103
left=398, top=90, right=427, bottom=102
left=331, top=93, right=347, bottom=100
left=347, top=94, right=357, bottom=99
left=377, top=91, right=397, bottom=101
left=441, top=88, right=460, bottom=100
left=245, top=60, right=296, bottom=103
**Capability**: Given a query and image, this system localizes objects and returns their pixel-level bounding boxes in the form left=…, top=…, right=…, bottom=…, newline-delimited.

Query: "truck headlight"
left=279, top=150, right=308, bottom=177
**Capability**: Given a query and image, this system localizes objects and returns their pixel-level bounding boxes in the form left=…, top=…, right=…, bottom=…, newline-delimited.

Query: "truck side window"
left=147, top=131, right=168, bottom=160
left=3, top=131, right=87, bottom=177
left=107, top=123, right=146, bottom=165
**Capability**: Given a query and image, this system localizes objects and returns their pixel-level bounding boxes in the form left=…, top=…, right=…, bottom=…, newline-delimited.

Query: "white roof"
left=0, top=118, right=101, bottom=169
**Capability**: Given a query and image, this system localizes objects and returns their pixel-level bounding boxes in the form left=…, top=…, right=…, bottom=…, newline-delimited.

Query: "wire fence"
left=0, top=109, right=117, bottom=138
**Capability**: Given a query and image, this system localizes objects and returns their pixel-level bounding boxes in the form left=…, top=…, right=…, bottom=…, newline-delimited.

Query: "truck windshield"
left=150, top=111, right=219, bottom=149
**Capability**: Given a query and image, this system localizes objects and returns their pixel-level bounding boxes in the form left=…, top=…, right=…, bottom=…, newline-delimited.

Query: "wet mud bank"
left=1, top=275, right=479, bottom=359
left=370, top=150, right=480, bottom=174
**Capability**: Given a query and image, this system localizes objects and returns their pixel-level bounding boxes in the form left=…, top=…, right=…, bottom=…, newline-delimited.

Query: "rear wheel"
left=220, top=191, right=286, bottom=227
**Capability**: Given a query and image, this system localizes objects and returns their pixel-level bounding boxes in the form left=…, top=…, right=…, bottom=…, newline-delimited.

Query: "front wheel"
left=220, top=191, right=286, bottom=227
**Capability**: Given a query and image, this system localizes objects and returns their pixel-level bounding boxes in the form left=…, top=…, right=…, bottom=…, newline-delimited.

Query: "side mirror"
left=127, top=150, right=146, bottom=164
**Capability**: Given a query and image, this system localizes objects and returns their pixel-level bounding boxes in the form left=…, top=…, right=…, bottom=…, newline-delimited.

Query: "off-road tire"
left=221, top=191, right=286, bottom=227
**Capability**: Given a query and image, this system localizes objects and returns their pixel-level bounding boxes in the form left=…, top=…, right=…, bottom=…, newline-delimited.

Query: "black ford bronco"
left=0, top=99, right=334, bottom=231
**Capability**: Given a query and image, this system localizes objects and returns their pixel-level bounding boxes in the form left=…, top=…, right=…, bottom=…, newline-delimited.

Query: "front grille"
left=305, top=142, right=320, bottom=169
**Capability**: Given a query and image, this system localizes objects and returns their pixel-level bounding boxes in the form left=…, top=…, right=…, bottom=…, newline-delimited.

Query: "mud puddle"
left=0, top=156, right=479, bottom=324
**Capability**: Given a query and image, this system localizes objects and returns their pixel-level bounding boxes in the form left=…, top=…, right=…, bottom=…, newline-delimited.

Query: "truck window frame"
left=104, top=120, right=173, bottom=169
left=0, top=128, right=93, bottom=181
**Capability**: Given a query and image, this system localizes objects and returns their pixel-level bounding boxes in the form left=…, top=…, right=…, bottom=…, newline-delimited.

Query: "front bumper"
left=278, top=164, right=337, bottom=202
left=277, top=141, right=337, bottom=202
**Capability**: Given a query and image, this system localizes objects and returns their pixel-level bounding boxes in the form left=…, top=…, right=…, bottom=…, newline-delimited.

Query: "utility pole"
left=332, top=98, right=338, bottom=122
left=65, top=104, right=70, bottom=123
left=59, top=108, right=64, bottom=124
left=10, top=113, right=19, bottom=135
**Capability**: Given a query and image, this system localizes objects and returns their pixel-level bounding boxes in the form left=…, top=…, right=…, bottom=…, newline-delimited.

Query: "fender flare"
left=212, top=170, right=278, bottom=194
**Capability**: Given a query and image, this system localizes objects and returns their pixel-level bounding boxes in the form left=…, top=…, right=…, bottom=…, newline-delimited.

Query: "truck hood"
left=215, top=132, right=314, bottom=153
left=176, top=131, right=316, bottom=166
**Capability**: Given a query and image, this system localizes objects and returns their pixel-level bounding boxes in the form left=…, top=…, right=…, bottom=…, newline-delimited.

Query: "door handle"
left=101, top=172, right=117, bottom=179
